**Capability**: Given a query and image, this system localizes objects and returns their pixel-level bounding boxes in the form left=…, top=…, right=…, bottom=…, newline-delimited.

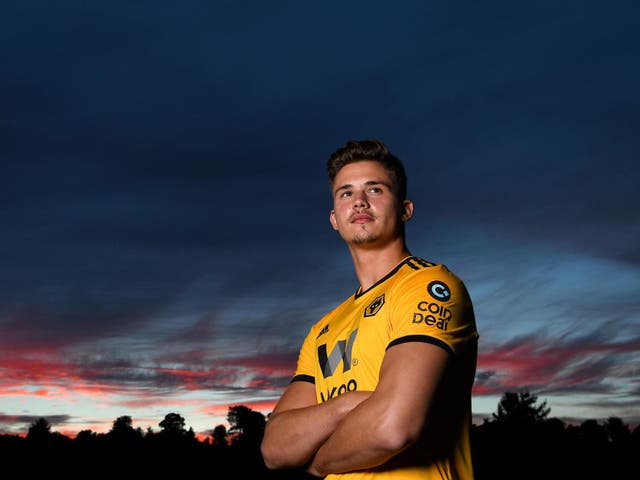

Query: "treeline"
left=1, top=392, right=638, bottom=479
left=472, top=392, right=639, bottom=479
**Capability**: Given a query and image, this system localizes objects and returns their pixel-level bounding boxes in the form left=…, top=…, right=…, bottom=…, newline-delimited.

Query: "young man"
left=261, top=139, right=479, bottom=479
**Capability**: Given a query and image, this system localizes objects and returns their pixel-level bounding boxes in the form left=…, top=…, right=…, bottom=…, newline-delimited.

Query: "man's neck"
left=348, top=239, right=412, bottom=293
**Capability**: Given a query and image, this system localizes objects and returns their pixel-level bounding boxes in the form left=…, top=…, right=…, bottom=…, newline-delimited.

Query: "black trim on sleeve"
left=386, top=334, right=454, bottom=356
left=291, top=374, right=315, bottom=384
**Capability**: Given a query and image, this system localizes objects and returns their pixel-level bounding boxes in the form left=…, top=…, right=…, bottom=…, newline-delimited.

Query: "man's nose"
left=352, top=191, right=369, bottom=208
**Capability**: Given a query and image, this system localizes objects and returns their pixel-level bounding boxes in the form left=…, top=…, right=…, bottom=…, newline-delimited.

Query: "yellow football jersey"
left=293, top=257, right=479, bottom=480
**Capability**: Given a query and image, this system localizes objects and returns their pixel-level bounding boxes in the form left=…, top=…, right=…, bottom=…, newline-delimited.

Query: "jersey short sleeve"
left=291, top=322, right=320, bottom=383
left=388, top=264, right=477, bottom=355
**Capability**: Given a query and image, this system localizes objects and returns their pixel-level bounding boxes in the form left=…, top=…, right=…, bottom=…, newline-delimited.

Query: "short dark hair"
left=327, top=139, right=407, bottom=200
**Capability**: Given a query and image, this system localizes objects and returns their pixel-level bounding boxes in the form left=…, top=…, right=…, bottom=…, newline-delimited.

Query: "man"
left=261, top=139, right=479, bottom=479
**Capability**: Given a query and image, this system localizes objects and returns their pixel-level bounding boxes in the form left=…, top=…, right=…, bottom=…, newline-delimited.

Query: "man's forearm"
left=306, top=394, right=411, bottom=476
left=262, top=391, right=371, bottom=470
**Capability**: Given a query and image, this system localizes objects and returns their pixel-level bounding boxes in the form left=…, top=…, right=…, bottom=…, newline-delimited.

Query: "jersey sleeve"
left=291, top=322, right=319, bottom=383
left=388, top=265, right=478, bottom=355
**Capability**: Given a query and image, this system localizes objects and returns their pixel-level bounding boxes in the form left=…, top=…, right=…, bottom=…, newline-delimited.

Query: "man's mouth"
left=351, top=213, right=374, bottom=224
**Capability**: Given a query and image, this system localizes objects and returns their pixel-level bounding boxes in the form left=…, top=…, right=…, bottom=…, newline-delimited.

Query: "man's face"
left=329, top=160, right=412, bottom=247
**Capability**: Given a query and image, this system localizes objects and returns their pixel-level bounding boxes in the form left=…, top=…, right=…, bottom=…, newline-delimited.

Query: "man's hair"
left=327, top=139, right=408, bottom=200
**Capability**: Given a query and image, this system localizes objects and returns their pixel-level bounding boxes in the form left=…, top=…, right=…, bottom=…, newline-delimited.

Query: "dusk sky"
left=2, top=1, right=639, bottom=439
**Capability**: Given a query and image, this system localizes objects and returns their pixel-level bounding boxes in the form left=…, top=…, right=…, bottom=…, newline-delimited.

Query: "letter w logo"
left=317, top=329, right=358, bottom=378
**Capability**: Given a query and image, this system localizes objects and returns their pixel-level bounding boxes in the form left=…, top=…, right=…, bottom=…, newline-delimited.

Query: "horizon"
left=3, top=391, right=638, bottom=441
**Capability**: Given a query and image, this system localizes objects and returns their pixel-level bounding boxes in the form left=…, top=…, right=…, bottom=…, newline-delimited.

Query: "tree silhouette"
left=110, top=415, right=134, bottom=433
left=154, top=411, right=200, bottom=458
left=604, top=416, right=631, bottom=445
left=492, top=390, right=550, bottom=426
left=26, top=417, right=52, bottom=441
left=227, top=405, right=266, bottom=447
left=24, top=416, right=71, bottom=469
left=473, top=391, right=555, bottom=480
left=76, top=429, right=97, bottom=442
left=159, top=412, right=187, bottom=436
left=107, top=414, right=143, bottom=450
left=226, top=405, right=268, bottom=476
left=212, top=424, right=229, bottom=447
left=580, top=418, right=608, bottom=445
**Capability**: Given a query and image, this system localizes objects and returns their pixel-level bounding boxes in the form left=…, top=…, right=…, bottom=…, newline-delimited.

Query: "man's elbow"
left=260, top=439, right=281, bottom=470
left=376, top=416, right=421, bottom=453
left=261, top=437, right=302, bottom=470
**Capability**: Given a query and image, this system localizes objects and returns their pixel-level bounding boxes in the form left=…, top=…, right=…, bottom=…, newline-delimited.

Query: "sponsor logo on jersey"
left=320, top=378, right=358, bottom=403
left=317, top=329, right=358, bottom=378
left=412, top=301, right=452, bottom=331
left=427, top=280, right=451, bottom=301
left=364, top=294, right=385, bottom=317
left=317, top=328, right=359, bottom=402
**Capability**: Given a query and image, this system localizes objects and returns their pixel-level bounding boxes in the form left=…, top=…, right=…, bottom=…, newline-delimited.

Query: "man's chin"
left=351, top=235, right=379, bottom=246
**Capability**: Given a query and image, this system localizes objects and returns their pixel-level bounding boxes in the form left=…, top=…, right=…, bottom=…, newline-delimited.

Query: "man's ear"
left=329, top=210, right=338, bottom=230
left=401, top=200, right=414, bottom=222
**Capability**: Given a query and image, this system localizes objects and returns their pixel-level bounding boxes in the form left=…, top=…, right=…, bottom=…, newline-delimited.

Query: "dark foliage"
left=2, top=394, right=638, bottom=479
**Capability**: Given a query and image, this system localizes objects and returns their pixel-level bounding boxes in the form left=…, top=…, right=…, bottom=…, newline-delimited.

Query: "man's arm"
left=261, top=380, right=371, bottom=470
left=307, top=341, right=450, bottom=477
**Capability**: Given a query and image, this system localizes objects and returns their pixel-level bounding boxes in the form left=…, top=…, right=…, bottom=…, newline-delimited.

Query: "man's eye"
left=341, top=191, right=352, bottom=198
left=369, top=187, right=382, bottom=193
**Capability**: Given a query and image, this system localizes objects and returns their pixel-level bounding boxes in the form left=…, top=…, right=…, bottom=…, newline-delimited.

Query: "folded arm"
left=307, top=341, right=450, bottom=476
left=261, top=380, right=371, bottom=470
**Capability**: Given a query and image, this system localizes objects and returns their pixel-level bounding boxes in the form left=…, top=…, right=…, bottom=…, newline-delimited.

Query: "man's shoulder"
left=396, top=257, right=470, bottom=295
left=401, top=256, right=463, bottom=280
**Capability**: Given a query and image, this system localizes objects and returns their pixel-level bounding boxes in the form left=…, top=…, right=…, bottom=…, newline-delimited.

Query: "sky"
left=1, top=0, right=639, bottom=439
